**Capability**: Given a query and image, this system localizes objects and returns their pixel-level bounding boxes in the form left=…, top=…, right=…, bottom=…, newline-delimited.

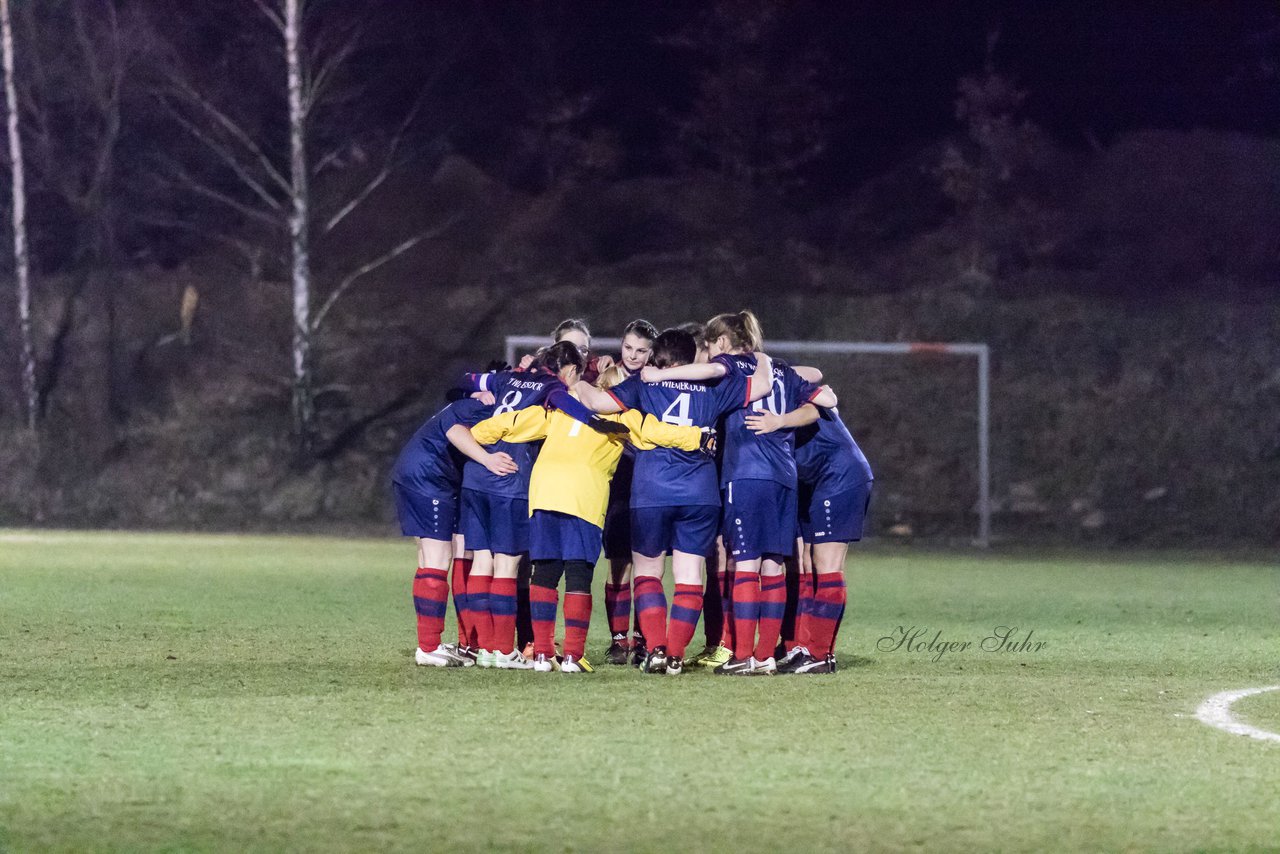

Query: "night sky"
left=355, top=1, right=1278, bottom=195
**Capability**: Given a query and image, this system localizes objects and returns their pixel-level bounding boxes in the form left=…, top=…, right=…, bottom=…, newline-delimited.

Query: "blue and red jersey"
left=717, top=354, right=822, bottom=488
left=459, top=368, right=562, bottom=497
left=795, top=406, right=874, bottom=495
left=606, top=365, right=750, bottom=507
left=392, top=398, right=492, bottom=497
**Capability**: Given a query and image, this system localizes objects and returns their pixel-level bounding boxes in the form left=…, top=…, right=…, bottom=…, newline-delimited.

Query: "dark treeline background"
left=0, top=0, right=1277, bottom=544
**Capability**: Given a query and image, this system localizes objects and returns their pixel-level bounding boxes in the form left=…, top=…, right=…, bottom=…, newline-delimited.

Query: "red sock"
left=754, top=574, right=787, bottom=661
left=633, top=576, right=668, bottom=650
left=731, top=571, right=760, bottom=660
left=529, top=584, right=559, bottom=657
left=489, top=577, right=518, bottom=654
left=666, top=584, right=703, bottom=658
left=807, top=572, right=846, bottom=657
left=605, top=582, right=631, bottom=636
left=466, top=573, right=493, bottom=650
left=451, top=557, right=472, bottom=646
left=562, top=592, right=592, bottom=659
left=793, top=573, right=815, bottom=651
left=412, top=566, right=449, bottom=651
left=721, top=567, right=736, bottom=650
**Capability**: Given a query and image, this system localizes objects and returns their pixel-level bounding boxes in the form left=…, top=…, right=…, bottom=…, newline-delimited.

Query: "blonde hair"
left=595, top=363, right=629, bottom=390
left=704, top=310, right=763, bottom=352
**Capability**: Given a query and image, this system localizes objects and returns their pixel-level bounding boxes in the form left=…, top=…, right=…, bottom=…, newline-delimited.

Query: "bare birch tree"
left=0, top=0, right=35, bottom=430
left=151, top=0, right=458, bottom=457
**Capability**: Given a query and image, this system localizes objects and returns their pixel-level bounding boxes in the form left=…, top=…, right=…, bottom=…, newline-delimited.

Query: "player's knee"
left=531, top=560, right=565, bottom=589
left=564, top=560, right=594, bottom=593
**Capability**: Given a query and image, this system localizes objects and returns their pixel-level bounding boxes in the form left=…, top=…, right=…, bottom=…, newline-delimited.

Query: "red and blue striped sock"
left=604, top=582, right=631, bottom=636
left=412, top=566, right=449, bottom=651
left=754, top=574, right=787, bottom=662
left=732, top=571, right=760, bottom=660
left=563, top=592, right=592, bottom=659
left=633, top=576, right=668, bottom=650
left=450, top=557, right=472, bottom=646
left=793, top=573, right=816, bottom=651
left=529, top=584, right=559, bottom=658
left=807, top=572, right=847, bottom=658
left=465, top=573, right=493, bottom=650
left=489, top=577, right=519, bottom=654
left=666, top=584, right=703, bottom=659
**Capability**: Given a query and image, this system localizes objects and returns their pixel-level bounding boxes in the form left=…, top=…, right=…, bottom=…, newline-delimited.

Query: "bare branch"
left=159, top=98, right=286, bottom=215
left=151, top=151, right=282, bottom=227
left=163, top=72, right=293, bottom=195
left=253, top=0, right=286, bottom=34
left=311, top=214, right=460, bottom=331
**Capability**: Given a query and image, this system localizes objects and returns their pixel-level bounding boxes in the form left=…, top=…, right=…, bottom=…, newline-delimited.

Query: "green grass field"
left=1, top=531, right=1277, bottom=853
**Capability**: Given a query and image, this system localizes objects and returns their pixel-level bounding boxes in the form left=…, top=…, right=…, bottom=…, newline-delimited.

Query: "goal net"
left=505, top=336, right=991, bottom=546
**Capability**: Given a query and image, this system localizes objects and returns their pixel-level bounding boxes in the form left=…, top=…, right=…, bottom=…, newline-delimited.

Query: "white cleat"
left=531, top=653, right=556, bottom=673
left=751, top=655, right=778, bottom=675
left=493, top=649, right=535, bottom=670
left=475, top=649, right=497, bottom=668
left=415, top=644, right=468, bottom=667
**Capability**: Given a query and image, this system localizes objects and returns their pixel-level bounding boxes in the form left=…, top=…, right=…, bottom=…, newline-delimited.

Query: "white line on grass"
left=1195, top=686, right=1280, bottom=743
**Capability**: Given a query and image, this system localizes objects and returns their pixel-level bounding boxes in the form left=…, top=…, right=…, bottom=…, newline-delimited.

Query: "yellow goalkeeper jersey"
left=471, top=406, right=703, bottom=529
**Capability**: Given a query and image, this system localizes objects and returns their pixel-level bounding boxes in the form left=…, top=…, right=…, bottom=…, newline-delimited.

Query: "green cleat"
left=692, top=644, right=733, bottom=669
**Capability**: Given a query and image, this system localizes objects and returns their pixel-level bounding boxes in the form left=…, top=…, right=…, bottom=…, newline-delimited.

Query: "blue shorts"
left=722, top=479, right=798, bottom=561
left=460, top=489, right=529, bottom=555
left=631, top=505, right=721, bottom=558
left=603, top=497, right=632, bottom=560
left=799, top=481, right=873, bottom=544
left=529, top=510, right=603, bottom=564
left=393, top=483, right=458, bottom=541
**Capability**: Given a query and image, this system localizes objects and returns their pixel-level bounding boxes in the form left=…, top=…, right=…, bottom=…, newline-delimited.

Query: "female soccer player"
left=600, top=319, right=658, bottom=665
left=391, top=398, right=517, bottom=667
left=642, top=310, right=836, bottom=675
left=747, top=403, right=872, bottom=674
left=468, top=361, right=711, bottom=673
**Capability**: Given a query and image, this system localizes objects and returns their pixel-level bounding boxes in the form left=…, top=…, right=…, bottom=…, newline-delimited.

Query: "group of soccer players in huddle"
left=391, top=311, right=873, bottom=676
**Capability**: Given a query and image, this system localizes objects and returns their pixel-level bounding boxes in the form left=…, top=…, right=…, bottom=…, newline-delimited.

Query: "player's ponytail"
left=704, top=310, right=764, bottom=353
left=533, top=340, right=586, bottom=376
left=595, top=363, right=629, bottom=390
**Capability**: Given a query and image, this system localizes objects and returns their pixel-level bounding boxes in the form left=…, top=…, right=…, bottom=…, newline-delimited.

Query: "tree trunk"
left=1, top=0, right=37, bottom=431
left=285, top=0, right=314, bottom=456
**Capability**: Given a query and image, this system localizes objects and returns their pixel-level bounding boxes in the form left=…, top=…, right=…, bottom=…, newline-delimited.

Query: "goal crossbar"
left=504, top=335, right=991, bottom=547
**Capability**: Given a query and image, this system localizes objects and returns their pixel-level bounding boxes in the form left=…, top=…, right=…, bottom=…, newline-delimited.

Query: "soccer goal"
left=504, top=335, right=992, bottom=547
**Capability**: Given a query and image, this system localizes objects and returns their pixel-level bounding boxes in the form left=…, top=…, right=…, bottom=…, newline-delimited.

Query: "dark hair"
left=704, top=310, right=763, bottom=352
left=533, top=339, right=586, bottom=375
left=622, top=319, right=658, bottom=343
left=552, top=318, right=591, bottom=342
left=652, top=328, right=697, bottom=369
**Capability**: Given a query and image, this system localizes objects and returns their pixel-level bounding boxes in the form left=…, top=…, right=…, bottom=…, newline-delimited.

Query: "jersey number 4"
left=660, top=393, right=693, bottom=426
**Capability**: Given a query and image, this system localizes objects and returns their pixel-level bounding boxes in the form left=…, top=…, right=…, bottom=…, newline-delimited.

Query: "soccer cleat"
left=693, top=644, right=733, bottom=669
left=642, top=646, right=668, bottom=674
left=494, top=649, right=535, bottom=670
left=475, top=649, right=497, bottom=668
left=560, top=654, right=594, bottom=673
left=752, top=656, right=778, bottom=675
left=415, top=644, right=467, bottom=667
left=605, top=634, right=630, bottom=666
left=665, top=656, right=684, bottom=676
left=776, top=646, right=814, bottom=674
left=630, top=641, right=649, bottom=668
left=531, top=653, right=556, bottom=673
left=713, top=656, right=755, bottom=675
left=793, top=653, right=837, bottom=675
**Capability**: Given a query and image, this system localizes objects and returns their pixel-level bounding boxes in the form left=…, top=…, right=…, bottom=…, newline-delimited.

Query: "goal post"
left=504, top=335, right=992, bottom=547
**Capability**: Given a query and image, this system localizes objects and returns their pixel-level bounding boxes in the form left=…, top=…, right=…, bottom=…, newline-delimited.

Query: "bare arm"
left=574, top=380, right=623, bottom=414
left=743, top=402, right=820, bottom=435
left=793, top=365, right=823, bottom=384
left=640, top=362, right=727, bottom=383
left=747, top=352, right=774, bottom=403
left=810, top=385, right=838, bottom=408
left=445, top=423, right=518, bottom=476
